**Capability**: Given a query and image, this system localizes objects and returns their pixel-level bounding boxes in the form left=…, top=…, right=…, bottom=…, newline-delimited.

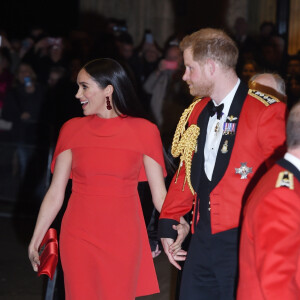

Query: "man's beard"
left=189, top=81, right=213, bottom=98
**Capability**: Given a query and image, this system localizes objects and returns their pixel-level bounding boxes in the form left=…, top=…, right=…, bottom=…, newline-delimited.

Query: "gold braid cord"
left=171, top=98, right=201, bottom=194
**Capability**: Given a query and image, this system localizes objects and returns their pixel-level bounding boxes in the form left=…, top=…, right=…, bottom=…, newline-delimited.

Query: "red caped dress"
left=50, top=114, right=166, bottom=300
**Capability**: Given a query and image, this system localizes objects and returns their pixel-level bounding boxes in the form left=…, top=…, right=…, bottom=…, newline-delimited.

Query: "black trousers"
left=179, top=224, right=239, bottom=300
left=179, top=171, right=239, bottom=300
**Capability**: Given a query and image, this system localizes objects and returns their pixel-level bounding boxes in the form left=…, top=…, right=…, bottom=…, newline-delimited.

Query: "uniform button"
left=190, top=221, right=193, bottom=225
left=191, top=211, right=194, bottom=215
left=193, top=201, right=195, bottom=205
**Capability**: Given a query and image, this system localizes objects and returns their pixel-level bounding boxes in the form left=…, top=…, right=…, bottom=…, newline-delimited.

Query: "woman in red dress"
left=28, top=58, right=170, bottom=299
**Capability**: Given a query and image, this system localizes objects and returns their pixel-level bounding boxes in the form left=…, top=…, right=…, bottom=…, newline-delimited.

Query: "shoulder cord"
left=171, top=98, right=201, bottom=194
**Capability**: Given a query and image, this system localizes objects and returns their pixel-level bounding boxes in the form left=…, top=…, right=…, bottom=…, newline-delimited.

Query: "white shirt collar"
left=284, top=152, right=300, bottom=172
left=212, top=78, right=240, bottom=118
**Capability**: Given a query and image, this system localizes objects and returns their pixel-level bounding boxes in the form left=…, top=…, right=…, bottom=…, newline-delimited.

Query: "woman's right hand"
left=28, top=243, right=40, bottom=272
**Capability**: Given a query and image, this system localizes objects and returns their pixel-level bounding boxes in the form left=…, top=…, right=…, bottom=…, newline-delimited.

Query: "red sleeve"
left=138, top=122, right=167, bottom=182
left=253, top=188, right=300, bottom=300
left=158, top=162, right=194, bottom=238
left=158, top=99, right=205, bottom=238
left=50, top=120, right=74, bottom=178
left=257, top=102, right=287, bottom=167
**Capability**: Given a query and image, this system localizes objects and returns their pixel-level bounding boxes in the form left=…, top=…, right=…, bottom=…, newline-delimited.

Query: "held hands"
left=28, top=244, right=40, bottom=272
left=170, top=222, right=190, bottom=253
left=161, top=221, right=190, bottom=270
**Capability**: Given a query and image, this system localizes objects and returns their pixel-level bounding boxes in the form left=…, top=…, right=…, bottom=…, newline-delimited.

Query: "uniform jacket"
left=237, top=158, right=300, bottom=300
left=159, top=82, right=286, bottom=237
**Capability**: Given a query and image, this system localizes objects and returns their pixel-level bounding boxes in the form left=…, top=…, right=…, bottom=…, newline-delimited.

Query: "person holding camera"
left=2, top=62, right=48, bottom=207
left=143, top=43, right=185, bottom=128
left=32, top=36, right=68, bottom=84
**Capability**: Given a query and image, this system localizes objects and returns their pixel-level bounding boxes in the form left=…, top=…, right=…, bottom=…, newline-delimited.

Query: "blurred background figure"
left=240, top=59, right=259, bottom=83
left=143, top=43, right=184, bottom=128
left=286, top=55, right=300, bottom=109
left=135, top=30, right=162, bottom=82
left=233, top=17, right=258, bottom=77
left=2, top=62, right=48, bottom=210
left=258, top=21, right=277, bottom=44
left=286, top=74, right=300, bottom=110
left=0, top=48, right=13, bottom=116
left=130, top=29, right=162, bottom=110
left=233, top=17, right=257, bottom=57
left=32, top=36, right=69, bottom=84
left=286, top=55, right=300, bottom=78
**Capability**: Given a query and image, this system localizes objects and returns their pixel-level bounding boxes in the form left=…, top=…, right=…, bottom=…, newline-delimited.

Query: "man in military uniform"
left=158, top=28, right=287, bottom=300
left=237, top=101, right=300, bottom=300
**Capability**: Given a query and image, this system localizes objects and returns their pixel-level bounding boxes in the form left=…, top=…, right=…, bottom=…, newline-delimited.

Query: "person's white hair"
left=250, top=73, right=286, bottom=95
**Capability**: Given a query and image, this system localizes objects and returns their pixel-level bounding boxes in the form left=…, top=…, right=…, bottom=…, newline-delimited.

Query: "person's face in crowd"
left=287, top=59, right=300, bottom=77
left=17, top=64, right=35, bottom=85
left=262, top=44, right=276, bottom=63
left=234, top=17, right=247, bottom=37
left=48, top=71, right=62, bottom=88
left=289, top=77, right=300, bottom=98
left=182, top=47, right=213, bottom=97
left=166, top=46, right=183, bottom=66
left=260, top=24, right=274, bottom=38
left=10, top=38, right=22, bottom=53
left=143, top=44, right=160, bottom=63
left=49, top=38, right=64, bottom=61
left=241, top=63, right=256, bottom=82
left=119, top=43, right=133, bottom=60
left=76, top=69, right=112, bottom=116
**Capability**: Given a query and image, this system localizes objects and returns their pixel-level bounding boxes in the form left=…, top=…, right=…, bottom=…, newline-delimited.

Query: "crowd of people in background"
left=0, top=15, right=299, bottom=299
left=0, top=15, right=299, bottom=219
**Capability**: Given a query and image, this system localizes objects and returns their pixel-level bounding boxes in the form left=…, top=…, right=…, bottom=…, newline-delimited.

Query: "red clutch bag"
left=37, top=228, right=58, bottom=280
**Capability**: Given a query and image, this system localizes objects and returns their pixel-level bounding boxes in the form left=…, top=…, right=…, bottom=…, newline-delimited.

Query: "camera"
left=145, top=33, right=153, bottom=44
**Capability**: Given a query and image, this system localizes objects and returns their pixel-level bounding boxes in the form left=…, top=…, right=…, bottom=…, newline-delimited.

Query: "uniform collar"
left=284, top=152, right=300, bottom=172
left=212, top=78, right=241, bottom=119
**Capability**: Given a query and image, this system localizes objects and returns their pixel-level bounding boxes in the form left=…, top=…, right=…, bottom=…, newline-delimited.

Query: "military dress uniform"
left=237, top=154, right=300, bottom=300
left=158, top=81, right=287, bottom=300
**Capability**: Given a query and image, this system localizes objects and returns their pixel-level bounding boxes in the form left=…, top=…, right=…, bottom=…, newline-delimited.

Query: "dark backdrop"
left=0, top=0, right=79, bottom=37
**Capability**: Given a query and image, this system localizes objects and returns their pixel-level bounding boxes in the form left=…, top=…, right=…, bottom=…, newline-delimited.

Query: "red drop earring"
left=106, top=96, right=112, bottom=110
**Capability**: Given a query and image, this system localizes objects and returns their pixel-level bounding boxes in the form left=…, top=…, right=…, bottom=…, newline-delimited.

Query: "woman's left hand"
left=151, top=244, right=161, bottom=258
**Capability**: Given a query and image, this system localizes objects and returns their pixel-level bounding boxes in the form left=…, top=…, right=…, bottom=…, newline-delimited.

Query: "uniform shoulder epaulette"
left=275, top=171, right=294, bottom=190
left=248, top=89, right=280, bottom=106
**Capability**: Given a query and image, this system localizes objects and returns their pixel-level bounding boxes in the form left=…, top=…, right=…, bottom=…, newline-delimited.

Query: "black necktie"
left=208, top=101, right=224, bottom=120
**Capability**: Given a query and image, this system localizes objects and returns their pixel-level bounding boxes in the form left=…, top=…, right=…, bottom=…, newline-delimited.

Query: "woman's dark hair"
left=83, top=58, right=147, bottom=119
left=83, top=58, right=174, bottom=174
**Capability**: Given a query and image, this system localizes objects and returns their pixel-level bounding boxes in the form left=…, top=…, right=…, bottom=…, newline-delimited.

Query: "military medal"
left=221, top=140, right=228, bottom=154
left=214, top=121, right=220, bottom=133
left=223, top=122, right=236, bottom=135
left=235, top=162, right=253, bottom=179
left=227, top=115, right=238, bottom=122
